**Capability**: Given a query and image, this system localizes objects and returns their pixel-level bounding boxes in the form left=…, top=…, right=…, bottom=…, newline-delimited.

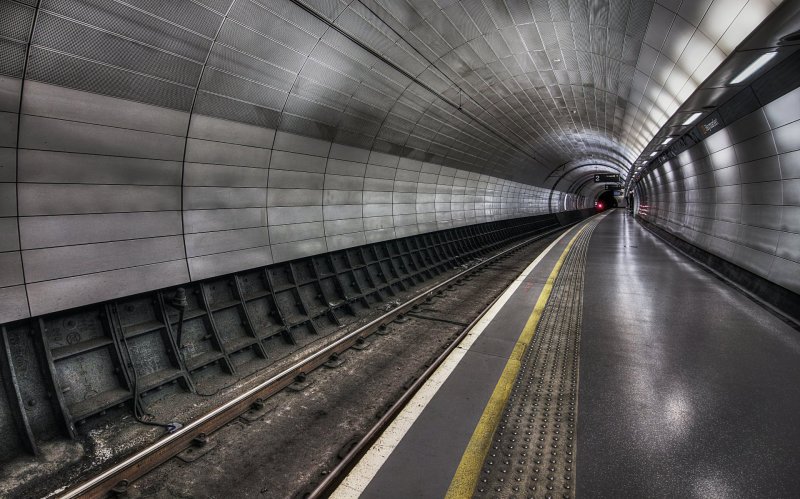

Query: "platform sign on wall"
left=594, top=173, right=619, bottom=183
left=604, top=184, right=621, bottom=190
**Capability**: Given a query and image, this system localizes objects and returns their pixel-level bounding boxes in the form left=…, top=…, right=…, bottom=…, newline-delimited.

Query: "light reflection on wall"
left=621, top=0, right=780, bottom=157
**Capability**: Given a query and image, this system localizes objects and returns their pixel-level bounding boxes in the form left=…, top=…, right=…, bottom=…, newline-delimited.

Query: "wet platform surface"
left=578, top=210, right=800, bottom=498
left=333, top=210, right=800, bottom=498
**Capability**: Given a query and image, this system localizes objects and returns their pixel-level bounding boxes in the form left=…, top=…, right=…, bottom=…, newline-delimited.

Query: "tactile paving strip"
left=474, top=219, right=601, bottom=499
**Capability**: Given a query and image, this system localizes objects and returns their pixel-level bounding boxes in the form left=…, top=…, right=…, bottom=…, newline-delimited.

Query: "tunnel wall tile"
left=639, top=85, right=800, bottom=294
left=0, top=75, right=25, bottom=324
left=0, top=84, right=569, bottom=322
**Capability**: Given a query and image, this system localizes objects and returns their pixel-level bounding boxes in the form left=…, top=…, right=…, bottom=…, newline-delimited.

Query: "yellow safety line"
left=444, top=223, right=589, bottom=499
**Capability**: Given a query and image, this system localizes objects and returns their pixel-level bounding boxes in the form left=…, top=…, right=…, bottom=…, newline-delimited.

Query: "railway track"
left=58, top=222, right=581, bottom=499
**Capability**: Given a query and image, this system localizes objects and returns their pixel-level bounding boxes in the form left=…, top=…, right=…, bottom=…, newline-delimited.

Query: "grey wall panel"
left=0, top=1, right=604, bottom=323
left=269, top=222, right=325, bottom=245
left=2, top=75, right=29, bottom=322
left=183, top=187, right=266, bottom=210
left=18, top=184, right=181, bottom=216
left=22, top=236, right=186, bottom=283
left=18, top=150, right=183, bottom=185
left=21, top=82, right=189, bottom=135
left=0, top=147, right=16, bottom=182
left=763, top=86, right=800, bottom=129
left=268, top=189, right=323, bottom=207
left=738, top=156, right=781, bottom=184
left=735, top=225, right=780, bottom=254
left=184, top=163, right=268, bottom=187
left=769, top=257, right=800, bottom=294
left=0, top=252, right=24, bottom=288
left=188, top=247, right=273, bottom=281
left=0, top=76, right=21, bottom=112
left=776, top=232, right=800, bottom=263
left=185, top=138, right=271, bottom=168
left=270, top=150, right=327, bottom=173
left=19, top=115, right=184, bottom=160
left=188, top=114, right=275, bottom=148
left=268, top=206, right=324, bottom=225
left=781, top=206, right=800, bottom=233
left=741, top=182, right=783, bottom=205
left=0, top=111, right=17, bottom=147
left=182, top=120, right=271, bottom=283
left=0, top=286, right=28, bottom=324
left=734, top=132, right=777, bottom=164
left=324, top=190, right=362, bottom=205
left=268, top=169, right=324, bottom=189
left=323, top=204, right=361, bottom=220
left=731, top=244, right=775, bottom=278
left=184, top=208, right=266, bottom=234
left=773, top=119, right=800, bottom=154
left=324, top=218, right=363, bottom=236
left=185, top=227, right=269, bottom=258
left=726, top=108, right=770, bottom=144
left=327, top=232, right=366, bottom=251
left=271, top=238, right=328, bottom=263
left=640, top=97, right=800, bottom=292
left=741, top=205, right=783, bottom=230
left=0, top=218, right=19, bottom=252
left=19, top=212, right=183, bottom=249
left=784, top=179, right=800, bottom=205
left=365, top=227, right=396, bottom=243
left=781, top=150, right=800, bottom=179
left=26, top=261, right=189, bottom=317
left=0, top=182, right=15, bottom=216
left=273, top=131, right=331, bottom=157
left=329, top=143, right=369, bottom=163
left=325, top=174, right=364, bottom=191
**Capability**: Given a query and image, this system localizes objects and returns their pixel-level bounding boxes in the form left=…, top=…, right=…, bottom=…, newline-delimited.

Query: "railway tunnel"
left=1, top=0, right=800, bottom=497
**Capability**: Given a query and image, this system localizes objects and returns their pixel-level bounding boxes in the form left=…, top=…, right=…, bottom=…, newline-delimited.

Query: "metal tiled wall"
left=0, top=0, right=596, bottom=325
left=1, top=80, right=561, bottom=324
left=0, top=0, right=34, bottom=324
left=638, top=86, right=800, bottom=294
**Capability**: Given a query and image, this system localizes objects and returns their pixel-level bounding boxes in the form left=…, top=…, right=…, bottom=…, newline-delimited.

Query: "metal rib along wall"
left=0, top=211, right=590, bottom=465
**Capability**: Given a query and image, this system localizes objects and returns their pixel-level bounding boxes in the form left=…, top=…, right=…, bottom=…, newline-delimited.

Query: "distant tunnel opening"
left=595, top=191, right=618, bottom=211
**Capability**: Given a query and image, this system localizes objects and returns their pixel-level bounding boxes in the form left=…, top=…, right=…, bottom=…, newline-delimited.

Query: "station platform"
left=331, top=209, right=800, bottom=498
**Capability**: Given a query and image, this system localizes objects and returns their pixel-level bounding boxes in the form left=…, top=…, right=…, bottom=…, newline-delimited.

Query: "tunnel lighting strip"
left=681, top=112, right=703, bottom=125
left=731, top=52, right=777, bottom=84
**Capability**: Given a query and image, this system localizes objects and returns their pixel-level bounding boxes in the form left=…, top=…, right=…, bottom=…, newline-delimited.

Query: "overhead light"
left=649, top=151, right=657, bottom=157
left=661, top=137, right=674, bottom=146
left=682, top=112, right=702, bottom=125
left=730, top=52, right=777, bottom=84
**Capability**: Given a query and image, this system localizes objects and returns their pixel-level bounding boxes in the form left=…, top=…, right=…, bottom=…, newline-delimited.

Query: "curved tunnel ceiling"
left=7, top=0, right=782, bottom=197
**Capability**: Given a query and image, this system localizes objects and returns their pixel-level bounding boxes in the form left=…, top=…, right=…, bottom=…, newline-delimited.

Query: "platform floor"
left=332, top=210, right=800, bottom=498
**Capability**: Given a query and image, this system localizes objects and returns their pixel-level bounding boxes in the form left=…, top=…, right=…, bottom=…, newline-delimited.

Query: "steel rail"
left=305, top=249, right=514, bottom=498
left=58, top=222, right=575, bottom=499
left=309, top=216, right=592, bottom=497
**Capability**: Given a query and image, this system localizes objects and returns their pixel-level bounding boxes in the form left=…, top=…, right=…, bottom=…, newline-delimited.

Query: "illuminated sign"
left=699, top=115, right=721, bottom=135
left=594, top=173, right=619, bottom=182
